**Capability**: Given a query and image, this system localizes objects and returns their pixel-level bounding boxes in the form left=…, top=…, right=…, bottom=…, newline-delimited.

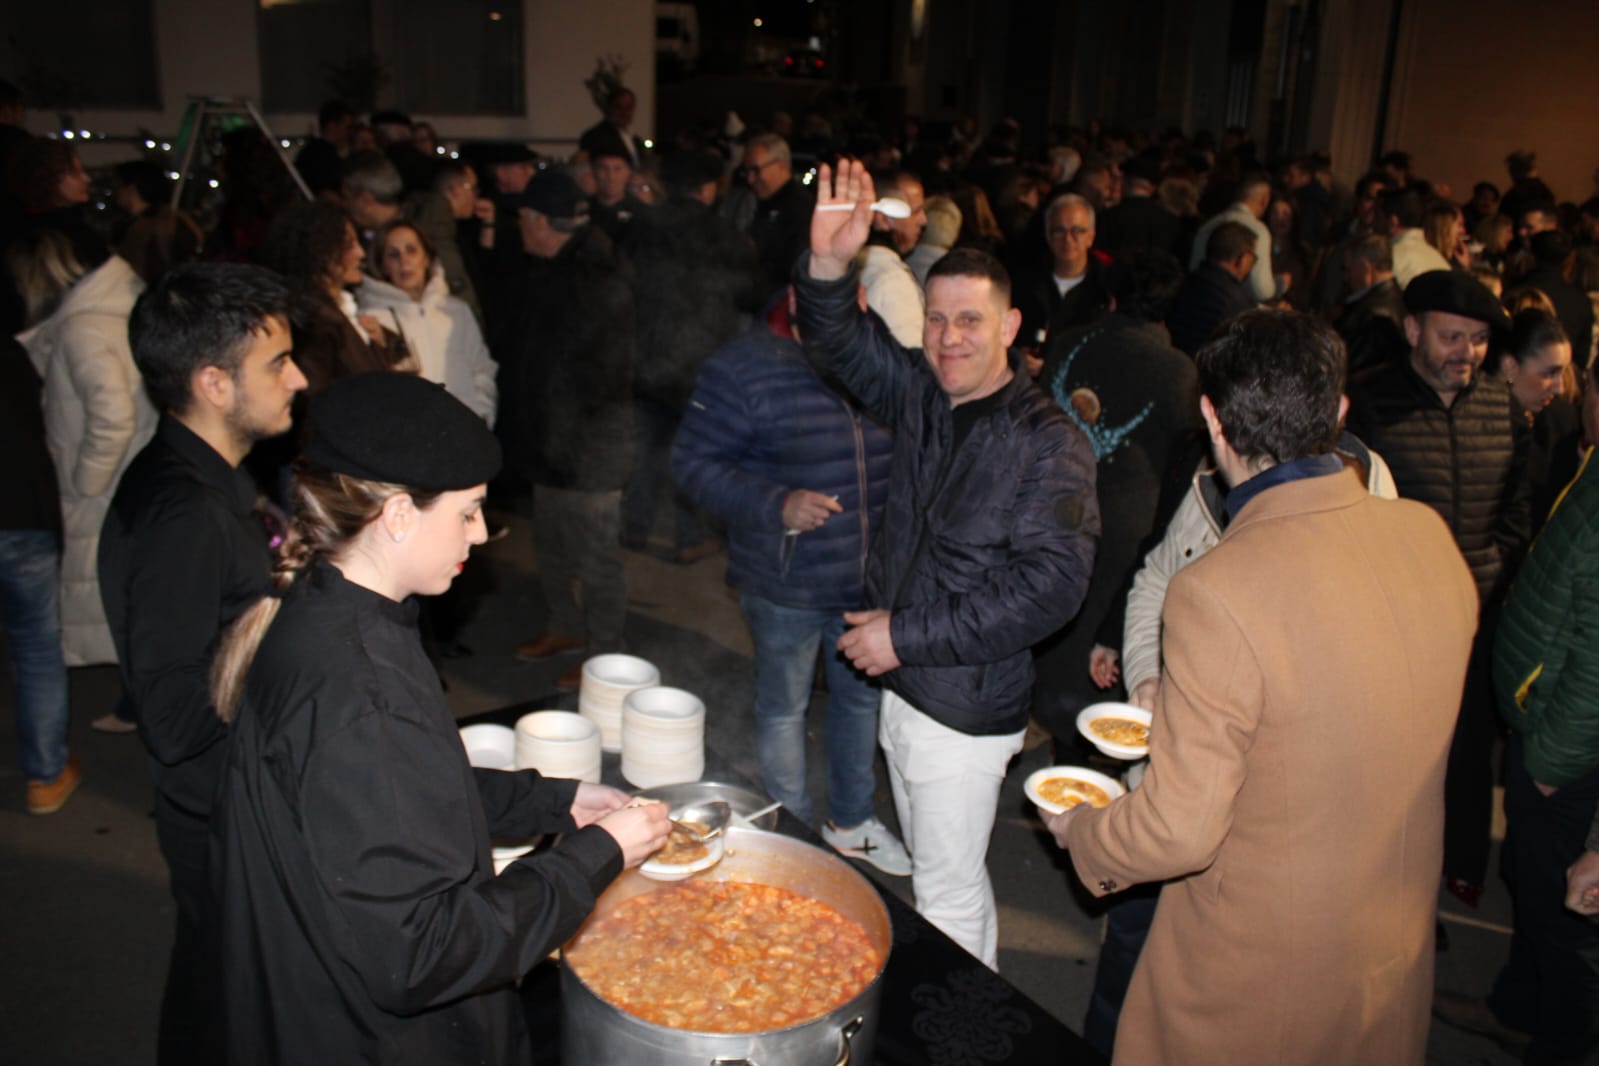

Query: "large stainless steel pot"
left=561, top=827, right=892, bottom=1065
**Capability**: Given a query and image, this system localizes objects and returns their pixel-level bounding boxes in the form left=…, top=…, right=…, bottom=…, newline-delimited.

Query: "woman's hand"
left=595, top=801, right=671, bottom=868
left=568, top=782, right=629, bottom=828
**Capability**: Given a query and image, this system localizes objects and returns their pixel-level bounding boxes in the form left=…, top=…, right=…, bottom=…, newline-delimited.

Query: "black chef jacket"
left=213, top=561, right=622, bottom=1065
left=100, top=415, right=272, bottom=817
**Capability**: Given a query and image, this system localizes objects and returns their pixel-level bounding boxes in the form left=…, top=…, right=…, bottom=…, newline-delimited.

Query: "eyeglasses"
left=1048, top=225, right=1092, bottom=240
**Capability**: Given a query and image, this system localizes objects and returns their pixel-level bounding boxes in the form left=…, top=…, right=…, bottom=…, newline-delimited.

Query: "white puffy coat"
left=355, top=266, right=497, bottom=425
left=22, top=255, right=153, bottom=665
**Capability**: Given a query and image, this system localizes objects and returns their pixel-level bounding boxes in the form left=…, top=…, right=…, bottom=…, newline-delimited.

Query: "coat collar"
left=1223, top=465, right=1368, bottom=539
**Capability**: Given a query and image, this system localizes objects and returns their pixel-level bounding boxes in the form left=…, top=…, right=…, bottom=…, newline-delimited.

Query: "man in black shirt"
left=99, top=263, right=307, bottom=1065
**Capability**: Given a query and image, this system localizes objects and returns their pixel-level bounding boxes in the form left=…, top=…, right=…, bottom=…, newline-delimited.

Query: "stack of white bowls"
left=578, top=654, right=660, bottom=753
left=620, top=686, right=706, bottom=789
left=514, top=710, right=602, bottom=783
left=458, top=724, right=516, bottom=770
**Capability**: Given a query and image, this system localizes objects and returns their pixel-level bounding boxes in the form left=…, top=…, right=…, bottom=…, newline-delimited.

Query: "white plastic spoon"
left=815, top=198, right=913, bottom=219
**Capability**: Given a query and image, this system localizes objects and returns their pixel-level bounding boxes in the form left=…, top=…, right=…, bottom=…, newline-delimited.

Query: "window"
left=258, top=0, right=376, bottom=113
left=386, top=0, right=523, bottom=115
left=7, top=0, right=160, bottom=109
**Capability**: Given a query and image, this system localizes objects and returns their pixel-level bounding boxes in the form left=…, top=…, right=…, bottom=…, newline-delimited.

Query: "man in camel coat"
left=1049, top=309, right=1478, bottom=1065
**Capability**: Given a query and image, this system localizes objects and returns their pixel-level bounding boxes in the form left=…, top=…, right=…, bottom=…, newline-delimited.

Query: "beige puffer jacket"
left=22, top=255, right=152, bottom=665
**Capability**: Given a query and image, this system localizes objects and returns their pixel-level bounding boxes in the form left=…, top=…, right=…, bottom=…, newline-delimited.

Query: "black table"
left=464, top=700, right=1104, bottom=1065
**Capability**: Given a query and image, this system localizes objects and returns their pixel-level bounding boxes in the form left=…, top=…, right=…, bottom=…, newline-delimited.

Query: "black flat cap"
left=518, top=171, right=588, bottom=221
left=1403, top=270, right=1510, bottom=331
left=303, top=373, right=501, bottom=490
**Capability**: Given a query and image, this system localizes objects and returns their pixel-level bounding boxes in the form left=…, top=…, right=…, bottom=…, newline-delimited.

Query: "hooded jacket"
left=355, top=265, right=497, bottom=425
left=22, top=255, right=152, bottom=665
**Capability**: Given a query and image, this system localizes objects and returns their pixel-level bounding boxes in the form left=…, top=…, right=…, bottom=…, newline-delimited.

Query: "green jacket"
left=1494, top=448, right=1599, bottom=785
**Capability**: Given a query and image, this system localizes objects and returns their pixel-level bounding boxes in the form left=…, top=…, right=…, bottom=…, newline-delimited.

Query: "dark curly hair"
left=259, top=199, right=354, bottom=294
left=1196, top=308, right=1346, bottom=464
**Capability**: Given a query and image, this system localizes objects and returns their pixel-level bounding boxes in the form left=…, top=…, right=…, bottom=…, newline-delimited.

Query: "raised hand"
left=808, top=159, right=876, bottom=281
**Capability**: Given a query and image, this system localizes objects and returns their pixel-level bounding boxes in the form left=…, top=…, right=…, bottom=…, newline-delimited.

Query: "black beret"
left=1402, top=270, right=1510, bottom=332
left=303, top=373, right=501, bottom=491
left=518, top=170, right=589, bottom=221
left=476, top=141, right=539, bottom=166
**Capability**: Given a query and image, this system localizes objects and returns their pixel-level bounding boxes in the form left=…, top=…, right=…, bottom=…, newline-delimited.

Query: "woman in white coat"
left=22, top=253, right=154, bottom=666
left=355, top=221, right=497, bottom=425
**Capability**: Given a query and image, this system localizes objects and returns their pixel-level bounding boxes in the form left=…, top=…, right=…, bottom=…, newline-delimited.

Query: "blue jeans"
left=740, top=593, right=880, bottom=828
left=0, top=530, right=70, bottom=781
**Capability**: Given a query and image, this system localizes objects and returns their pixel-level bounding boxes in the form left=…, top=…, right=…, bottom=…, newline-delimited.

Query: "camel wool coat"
left=1066, top=468, right=1478, bottom=1066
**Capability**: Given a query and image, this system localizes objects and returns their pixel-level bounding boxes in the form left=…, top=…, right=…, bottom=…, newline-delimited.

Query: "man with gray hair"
left=1188, top=173, right=1277, bottom=303
left=741, top=132, right=814, bottom=303
left=1017, top=193, right=1109, bottom=351
left=341, top=150, right=478, bottom=318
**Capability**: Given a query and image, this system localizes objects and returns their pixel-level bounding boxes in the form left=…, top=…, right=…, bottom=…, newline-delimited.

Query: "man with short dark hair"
left=1380, top=187, right=1451, bottom=287
left=1095, top=155, right=1181, bottom=257
left=1052, top=308, right=1477, bottom=1065
left=859, top=168, right=928, bottom=347
left=507, top=174, right=634, bottom=687
left=295, top=99, right=356, bottom=199
left=1348, top=270, right=1528, bottom=910
left=1189, top=174, right=1277, bottom=302
left=100, top=262, right=308, bottom=1064
left=587, top=147, right=648, bottom=242
left=1522, top=230, right=1595, bottom=369
left=1167, top=220, right=1259, bottom=356
left=1338, top=233, right=1409, bottom=379
left=798, top=160, right=1099, bottom=968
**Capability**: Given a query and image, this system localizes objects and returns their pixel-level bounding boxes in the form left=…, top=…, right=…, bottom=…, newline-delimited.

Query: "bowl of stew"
left=1076, top=702, right=1153, bottom=759
left=1024, top=765, right=1126, bottom=816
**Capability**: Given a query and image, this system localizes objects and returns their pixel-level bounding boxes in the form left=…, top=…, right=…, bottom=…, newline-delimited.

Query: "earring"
left=393, top=531, right=405, bottom=543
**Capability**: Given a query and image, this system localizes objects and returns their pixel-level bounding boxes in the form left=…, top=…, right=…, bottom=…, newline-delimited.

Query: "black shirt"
left=99, top=415, right=272, bottom=817
left=214, top=561, right=621, bottom=1064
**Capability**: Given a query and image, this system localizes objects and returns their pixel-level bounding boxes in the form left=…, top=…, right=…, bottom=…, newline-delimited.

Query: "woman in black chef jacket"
left=208, top=372, right=669, bottom=1065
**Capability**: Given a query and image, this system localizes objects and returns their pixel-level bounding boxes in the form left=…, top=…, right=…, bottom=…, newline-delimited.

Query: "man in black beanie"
left=506, top=173, right=635, bottom=687
left=99, top=262, right=307, bottom=1064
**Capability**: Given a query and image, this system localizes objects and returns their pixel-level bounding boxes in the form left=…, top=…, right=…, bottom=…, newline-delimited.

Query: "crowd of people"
left=4, top=67, right=1599, bottom=1064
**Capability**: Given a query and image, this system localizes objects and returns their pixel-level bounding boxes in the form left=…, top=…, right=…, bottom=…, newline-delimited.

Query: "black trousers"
left=1489, top=735, right=1599, bottom=1065
left=1443, top=618, right=1501, bottom=888
left=154, top=795, right=223, bottom=1066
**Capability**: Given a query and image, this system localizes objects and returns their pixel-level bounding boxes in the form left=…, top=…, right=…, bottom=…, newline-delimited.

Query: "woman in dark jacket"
left=209, top=374, right=666, bottom=1065
left=260, top=199, right=410, bottom=394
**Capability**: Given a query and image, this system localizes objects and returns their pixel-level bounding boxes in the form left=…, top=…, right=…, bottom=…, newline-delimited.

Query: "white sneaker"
left=822, top=816, right=912, bottom=877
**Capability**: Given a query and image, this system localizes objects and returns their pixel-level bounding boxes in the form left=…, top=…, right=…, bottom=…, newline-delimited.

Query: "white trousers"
left=878, top=689, right=1026, bottom=970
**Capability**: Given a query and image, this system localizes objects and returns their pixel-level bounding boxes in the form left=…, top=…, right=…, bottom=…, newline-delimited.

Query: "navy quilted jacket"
left=672, top=324, right=893, bottom=610
left=793, top=260, right=1100, bottom=735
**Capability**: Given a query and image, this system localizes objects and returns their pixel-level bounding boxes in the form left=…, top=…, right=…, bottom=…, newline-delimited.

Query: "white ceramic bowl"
left=492, top=843, right=535, bottom=875
left=580, top=655, right=660, bottom=751
left=1076, top=702, right=1153, bottom=760
left=458, top=724, right=516, bottom=770
left=1024, top=765, right=1126, bottom=816
left=639, top=827, right=725, bottom=881
left=514, top=711, right=602, bottom=782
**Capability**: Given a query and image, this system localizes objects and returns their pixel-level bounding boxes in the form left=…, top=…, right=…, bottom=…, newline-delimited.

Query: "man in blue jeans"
left=2, top=336, right=77, bottom=814
left=673, top=293, right=910, bottom=875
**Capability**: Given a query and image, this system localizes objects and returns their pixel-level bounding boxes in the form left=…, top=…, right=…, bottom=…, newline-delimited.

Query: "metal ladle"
left=669, top=799, right=731, bottom=842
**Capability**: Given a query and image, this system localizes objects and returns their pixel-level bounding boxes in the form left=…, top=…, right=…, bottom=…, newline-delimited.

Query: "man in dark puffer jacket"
left=672, top=297, right=907, bottom=873
left=1347, top=269, right=1527, bottom=907
left=796, top=160, right=1099, bottom=968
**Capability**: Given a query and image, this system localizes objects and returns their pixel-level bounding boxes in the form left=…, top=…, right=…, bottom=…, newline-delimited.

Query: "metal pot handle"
left=709, top=1016, right=864, bottom=1066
